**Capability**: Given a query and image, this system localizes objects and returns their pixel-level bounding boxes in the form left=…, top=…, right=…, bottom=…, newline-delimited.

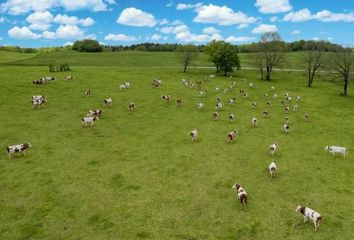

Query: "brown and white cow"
left=232, top=183, right=248, bottom=209
left=176, top=98, right=182, bottom=107
left=262, top=110, right=269, bottom=118
left=190, top=129, right=198, bottom=142
left=269, top=160, right=277, bottom=178
left=212, top=111, right=219, bottom=120
left=269, top=142, right=278, bottom=157
left=82, top=116, right=99, bottom=127
left=103, top=98, right=112, bottom=107
left=283, top=123, right=290, bottom=134
left=227, top=130, right=237, bottom=143
left=7, top=143, right=32, bottom=158
left=85, top=90, right=92, bottom=97
left=296, top=205, right=322, bottom=231
left=161, top=95, right=172, bottom=102
left=252, top=117, right=257, bottom=127
left=128, top=102, right=136, bottom=111
left=152, top=79, right=162, bottom=88
left=87, top=109, right=103, bottom=118
left=229, top=113, right=235, bottom=122
left=31, top=95, right=47, bottom=108
left=65, top=76, right=74, bottom=80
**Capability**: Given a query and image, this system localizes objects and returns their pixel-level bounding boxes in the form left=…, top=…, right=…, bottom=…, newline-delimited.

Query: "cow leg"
left=303, top=216, right=308, bottom=223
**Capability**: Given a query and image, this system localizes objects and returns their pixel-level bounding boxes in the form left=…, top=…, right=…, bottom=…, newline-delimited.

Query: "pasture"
left=0, top=51, right=354, bottom=240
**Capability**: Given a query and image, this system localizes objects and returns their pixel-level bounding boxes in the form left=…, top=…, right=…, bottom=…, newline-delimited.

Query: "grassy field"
left=0, top=52, right=354, bottom=240
left=0, top=50, right=38, bottom=64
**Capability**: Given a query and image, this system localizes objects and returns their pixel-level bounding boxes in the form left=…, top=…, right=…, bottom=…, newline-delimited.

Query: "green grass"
left=0, top=50, right=38, bottom=64
left=0, top=54, right=354, bottom=239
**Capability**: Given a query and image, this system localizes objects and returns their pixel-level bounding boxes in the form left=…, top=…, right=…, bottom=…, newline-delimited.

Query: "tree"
left=206, top=41, right=241, bottom=76
left=254, top=32, right=287, bottom=80
left=176, top=44, right=199, bottom=73
left=72, top=39, right=103, bottom=52
left=305, top=50, right=323, bottom=87
left=332, top=48, right=353, bottom=96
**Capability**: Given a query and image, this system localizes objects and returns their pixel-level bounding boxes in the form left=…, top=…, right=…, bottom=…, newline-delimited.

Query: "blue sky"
left=0, top=0, right=353, bottom=47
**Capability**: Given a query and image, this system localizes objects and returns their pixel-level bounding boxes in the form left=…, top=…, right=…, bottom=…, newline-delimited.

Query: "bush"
left=72, top=39, right=103, bottom=52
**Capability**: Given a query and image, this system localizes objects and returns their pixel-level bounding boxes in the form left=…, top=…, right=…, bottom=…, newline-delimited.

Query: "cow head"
left=324, top=146, right=329, bottom=150
left=232, top=183, right=240, bottom=190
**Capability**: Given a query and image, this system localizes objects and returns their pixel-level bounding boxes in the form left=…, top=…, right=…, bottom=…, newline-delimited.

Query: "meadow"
left=0, top=50, right=353, bottom=240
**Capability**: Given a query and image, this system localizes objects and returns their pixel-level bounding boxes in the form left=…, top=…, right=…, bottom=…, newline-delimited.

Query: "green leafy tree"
left=176, top=44, right=199, bottom=73
left=72, top=39, right=103, bottom=52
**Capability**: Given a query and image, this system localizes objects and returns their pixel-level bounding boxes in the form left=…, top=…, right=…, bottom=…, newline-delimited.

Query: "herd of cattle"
left=6, top=74, right=349, bottom=232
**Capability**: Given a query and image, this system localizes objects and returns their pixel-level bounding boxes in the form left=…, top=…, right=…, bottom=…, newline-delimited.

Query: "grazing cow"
left=6, top=143, right=32, bottom=159
left=123, top=82, right=132, bottom=88
left=252, top=117, right=257, bottom=127
left=262, top=110, right=269, bottom=118
left=216, top=97, right=222, bottom=103
left=227, top=130, right=237, bottom=143
left=190, top=129, right=198, bottom=142
left=32, top=79, right=44, bottom=85
left=239, top=90, right=245, bottom=96
left=273, top=94, right=278, bottom=99
left=103, top=97, right=112, bottom=106
left=197, top=102, right=204, bottom=110
left=198, top=91, right=204, bottom=97
left=324, top=146, right=347, bottom=159
left=65, top=75, right=73, bottom=80
left=215, top=102, right=223, bottom=111
left=269, top=160, right=277, bottom=178
left=296, top=205, right=322, bottom=231
left=119, top=84, right=127, bottom=90
left=269, top=142, right=278, bottom=157
left=285, top=107, right=290, bottom=114
left=32, top=95, right=47, bottom=102
left=128, top=102, right=136, bottom=111
left=41, top=76, right=56, bottom=81
left=208, top=74, right=215, bottom=78
left=232, top=183, right=248, bottom=209
left=81, top=116, right=98, bottom=127
left=212, top=111, right=219, bottom=120
left=228, top=98, right=236, bottom=105
left=243, top=93, right=248, bottom=98
left=252, top=101, right=257, bottom=109
left=85, top=90, right=92, bottom=97
left=87, top=109, right=103, bottom=118
left=31, top=98, right=46, bottom=108
left=229, top=113, right=235, bottom=122
left=293, top=105, right=298, bottom=112
left=266, top=101, right=271, bottom=107
left=270, top=86, right=275, bottom=91
left=283, top=123, right=290, bottom=134
left=286, top=96, right=292, bottom=101
left=296, top=96, right=301, bottom=101
left=152, top=79, right=162, bottom=88
left=176, top=98, right=182, bottom=107
left=284, top=116, right=289, bottom=124
left=304, top=113, right=309, bottom=122
left=161, top=95, right=172, bottom=102
left=249, top=83, right=254, bottom=88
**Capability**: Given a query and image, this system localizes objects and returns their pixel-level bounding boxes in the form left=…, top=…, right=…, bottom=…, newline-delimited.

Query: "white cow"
left=82, top=116, right=99, bottom=127
left=296, top=205, right=322, bottom=231
left=7, top=143, right=32, bottom=159
left=252, top=117, right=257, bottom=127
left=103, top=97, right=112, bottom=106
left=190, top=129, right=198, bottom=142
left=269, top=142, right=278, bottom=156
left=268, top=160, right=277, bottom=178
left=324, top=146, right=347, bottom=159
left=197, top=103, right=204, bottom=110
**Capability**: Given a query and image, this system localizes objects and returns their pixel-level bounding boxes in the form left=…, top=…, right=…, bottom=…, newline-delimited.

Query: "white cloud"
left=193, top=4, right=257, bottom=26
left=171, top=20, right=184, bottom=25
left=291, top=30, right=300, bottom=35
left=237, top=23, right=249, bottom=29
left=159, top=18, right=169, bottom=25
left=160, top=24, right=188, bottom=34
left=270, top=16, right=278, bottom=22
left=104, top=33, right=137, bottom=41
left=1, top=0, right=115, bottom=15
left=176, top=2, right=202, bottom=10
left=284, top=9, right=354, bottom=22
left=283, top=9, right=312, bottom=22
left=86, top=34, right=96, bottom=39
left=26, top=11, right=53, bottom=30
left=0, top=17, right=7, bottom=23
left=225, top=36, right=255, bottom=43
left=203, top=27, right=220, bottom=34
left=175, top=31, right=210, bottom=42
left=252, top=24, right=277, bottom=34
left=54, top=14, right=95, bottom=27
left=8, top=26, right=40, bottom=39
left=117, top=7, right=156, bottom=27
left=313, top=37, right=320, bottom=41
left=55, top=24, right=84, bottom=39
left=255, top=0, right=292, bottom=14
left=42, top=30, right=56, bottom=39
left=151, top=34, right=161, bottom=40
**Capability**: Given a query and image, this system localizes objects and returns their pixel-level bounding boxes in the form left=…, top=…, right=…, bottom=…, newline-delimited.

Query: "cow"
left=269, top=142, right=278, bottom=157
left=266, top=101, right=271, bottom=107
left=227, top=130, right=237, bottom=143
left=270, top=86, right=275, bottom=91
left=296, top=205, right=322, bottom=231
left=273, top=94, right=278, bottom=99
left=32, top=79, right=44, bottom=85
left=198, top=91, right=205, bottom=97
left=212, top=111, right=219, bottom=120
left=120, top=82, right=132, bottom=90
left=197, top=103, right=204, bottom=110
left=31, top=98, right=46, bottom=108
left=285, top=107, right=290, bottom=114
left=176, top=98, right=182, bottom=107
left=65, top=75, right=74, bottom=80
left=293, top=105, right=298, bottom=112
left=269, top=160, right=277, bottom=178
left=6, top=143, right=32, bottom=159
left=252, top=101, right=257, bottom=109
left=249, top=83, right=254, bottom=88
left=296, top=96, right=301, bottom=101
left=161, top=95, right=172, bottom=102
left=85, top=90, right=92, bottom=97
left=190, top=129, right=198, bottom=142
left=264, top=93, right=268, bottom=99
left=228, top=98, right=236, bottom=105
left=152, top=79, right=162, bottom=88
left=81, top=116, right=98, bottom=127
left=283, top=123, right=290, bottom=134
left=87, top=109, right=103, bottom=118
left=215, top=102, right=223, bottom=111
left=304, top=113, right=309, bottom=122
left=324, top=146, right=347, bottom=159
left=252, top=117, right=257, bottom=127
left=262, top=110, right=269, bottom=118
left=32, top=95, right=47, bottom=102
left=103, top=97, right=112, bottom=107
left=129, top=102, right=136, bottom=111
left=229, top=113, right=235, bottom=122
left=232, top=183, right=248, bottom=209
left=284, top=116, right=289, bottom=125
left=41, top=76, right=56, bottom=81
left=286, top=96, right=292, bottom=102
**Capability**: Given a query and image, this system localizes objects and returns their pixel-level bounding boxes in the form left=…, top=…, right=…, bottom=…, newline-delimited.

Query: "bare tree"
left=305, top=50, right=323, bottom=87
left=176, top=44, right=199, bottom=73
left=254, top=32, right=287, bottom=80
left=332, top=48, right=353, bottom=96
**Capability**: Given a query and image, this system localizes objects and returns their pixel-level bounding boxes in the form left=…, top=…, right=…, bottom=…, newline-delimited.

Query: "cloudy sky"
left=0, top=0, right=353, bottom=47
